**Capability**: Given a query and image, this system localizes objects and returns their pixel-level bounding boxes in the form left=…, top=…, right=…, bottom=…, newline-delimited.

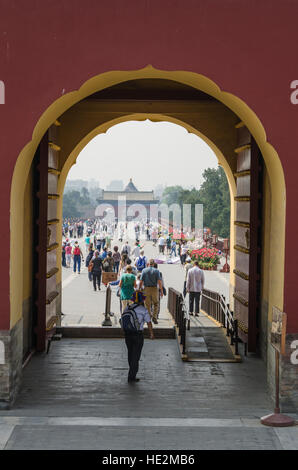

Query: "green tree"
left=160, top=168, right=230, bottom=237
left=198, top=167, right=230, bottom=237
left=63, top=190, right=82, bottom=218
left=161, top=185, right=184, bottom=206
left=80, top=187, right=90, bottom=205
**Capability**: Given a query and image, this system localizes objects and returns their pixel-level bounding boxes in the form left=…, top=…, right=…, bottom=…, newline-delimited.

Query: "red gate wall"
left=0, top=0, right=298, bottom=331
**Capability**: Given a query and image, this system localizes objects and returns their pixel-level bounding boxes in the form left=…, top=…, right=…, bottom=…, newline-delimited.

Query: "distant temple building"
left=97, top=178, right=159, bottom=220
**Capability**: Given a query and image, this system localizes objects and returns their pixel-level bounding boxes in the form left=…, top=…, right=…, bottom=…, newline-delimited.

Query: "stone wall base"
left=266, top=326, right=298, bottom=413
left=0, top=318, right=23, bottom=409
left=280, top=333, right=298, bottom=412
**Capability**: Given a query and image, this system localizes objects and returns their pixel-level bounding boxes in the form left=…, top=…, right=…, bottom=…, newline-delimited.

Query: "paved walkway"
left=61, top=238, right=230, bottom=327
left=2, top=236, right=295, bottom=449
left=186, top=314, right=236, bottom=361
left=0, top=338, right=297, bottom=449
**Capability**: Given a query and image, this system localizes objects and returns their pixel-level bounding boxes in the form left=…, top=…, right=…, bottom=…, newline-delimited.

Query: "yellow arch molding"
left=10, top=66, right=286, bottom=330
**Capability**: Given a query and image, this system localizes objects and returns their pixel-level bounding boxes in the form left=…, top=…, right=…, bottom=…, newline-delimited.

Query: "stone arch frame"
left=10, top=66, right=285, bottom=352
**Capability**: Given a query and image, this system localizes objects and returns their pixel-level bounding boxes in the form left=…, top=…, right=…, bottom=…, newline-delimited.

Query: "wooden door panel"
left=236, top=201, right=250, bottom=223
left=234, top=126, right=263, bottom=352
left=236, top=175, right=250, bottom=196
left=236, top=148, right=251, bottom=171
left=237, top=126, right=251, bottom=146
left=235, top=225, right=250, bottom=249
left=235, top=250, right=249, bottom=275
left=235, top=275, right=249, bottom=300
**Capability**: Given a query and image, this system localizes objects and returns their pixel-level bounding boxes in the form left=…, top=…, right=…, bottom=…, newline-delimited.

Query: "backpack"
left=73, top=246, right=80, bottom=256
left=136, top=256, right=146, bottom=272
left=120, top=304, right=140, bottom=332
left=103, top=258, right=110, bottom=270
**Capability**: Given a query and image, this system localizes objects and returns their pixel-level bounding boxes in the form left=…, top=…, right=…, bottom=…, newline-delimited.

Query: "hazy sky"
left=67, top=120, right=218, bottom=190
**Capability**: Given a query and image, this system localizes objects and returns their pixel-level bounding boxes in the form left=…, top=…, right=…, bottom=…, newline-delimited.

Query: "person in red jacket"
left=72, top=241, right=84, bottom=274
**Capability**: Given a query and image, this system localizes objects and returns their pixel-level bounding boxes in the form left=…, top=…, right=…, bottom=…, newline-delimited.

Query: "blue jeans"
left=73, top=255, right=81, bottom=273
left=114, top=261, right=120, bottom=273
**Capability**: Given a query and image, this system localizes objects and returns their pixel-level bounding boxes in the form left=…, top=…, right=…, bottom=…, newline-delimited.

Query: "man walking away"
left=186, top=261, right=205, bottom=316
left=121, top=241, right=131, bottom=257
left=90, top=251, right=103, bottom=291
left=158, top=235, right=165, bottom=254
left=139, top=259, right=163, bottom=324
left=121, top=291, right=154, bottom=383
left=135, top=250, right=147, bottom=273
left=72, top=242, right=84, bottom=274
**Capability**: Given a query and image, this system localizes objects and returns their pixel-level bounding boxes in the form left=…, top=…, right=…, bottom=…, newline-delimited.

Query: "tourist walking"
left=181, top=242, right=188, bottom=265
left=123, top=259, right=138, bottom=276
left=102, top=251, right=114, bottom=272
left=186, top=260, right=205, bottom=316
left=121, top=291, right=154, bottom=383
left=121, top=241, right=131, bottom=257
left=139, top=259, right=163, bottom=324
left=85, top=234, right=91, bottom=253
left=135, top=250, right=147, bottom=273
left=153, top=262, right=166, bottom=319
left=90, top=251, right=103, bottom=291
left=119, top=253, right=129, bottom=273
left=131, top=242, right=141, bottom=259
left=112, top=246, right=121, bottom=273
left=166, top=236, right=171, bottom=254
left=86, top=245, right=95, bottom=281
left=65, top=243, right=72, bottom=268
left=183, top=257, right=193, bottom=297
left=170, top=239, right=177, bottom=257
left=62, top=242, right=66, bottom=267
left=158, top=235, right=165, bottom=254
left=119, top=265, right=137, bottom=310
left=72, top=241, right=84, bottom=274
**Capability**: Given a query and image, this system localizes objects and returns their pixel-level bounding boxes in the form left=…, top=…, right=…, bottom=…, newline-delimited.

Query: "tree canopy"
left=63, top=187, right=91, bottom=218
left=160, top=167, right=230, bottom=237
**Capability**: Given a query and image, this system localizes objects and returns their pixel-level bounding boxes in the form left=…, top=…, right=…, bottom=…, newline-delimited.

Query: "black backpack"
left=120, top=304, right=141, bottom=332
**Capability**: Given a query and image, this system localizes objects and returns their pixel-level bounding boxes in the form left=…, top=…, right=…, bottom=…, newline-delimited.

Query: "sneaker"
left=94, top=288, right=97, bottom=291
left=128, top=378, right=140, bottom=383
left=152, top=318, right=158, bottom=324
left=189, top=312, right=194, bottom=316
left=195, top=313, right=199, bottom=317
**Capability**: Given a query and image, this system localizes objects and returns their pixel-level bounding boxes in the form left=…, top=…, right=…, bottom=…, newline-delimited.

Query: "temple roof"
left=124, top=178, right=138, bottom=192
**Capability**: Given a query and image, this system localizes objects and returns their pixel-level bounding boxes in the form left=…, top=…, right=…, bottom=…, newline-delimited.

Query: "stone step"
left=57, top=326, right=176, bottom=339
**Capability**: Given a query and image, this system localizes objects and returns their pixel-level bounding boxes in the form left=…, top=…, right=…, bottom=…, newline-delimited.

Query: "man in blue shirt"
left=139, top=259, right=163, bottom=324
left=122, top=291, right=154, bottom=383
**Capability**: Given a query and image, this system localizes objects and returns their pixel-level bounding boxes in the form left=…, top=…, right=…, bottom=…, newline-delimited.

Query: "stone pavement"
left=0, top=338, right=297, bottom=450
left=4, top=236, right=295, bottom=450
left=186, top=315, right=236, bottom=361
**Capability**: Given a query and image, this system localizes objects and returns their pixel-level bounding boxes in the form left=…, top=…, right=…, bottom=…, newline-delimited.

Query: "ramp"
left=184, top=313, right=241, bottom=363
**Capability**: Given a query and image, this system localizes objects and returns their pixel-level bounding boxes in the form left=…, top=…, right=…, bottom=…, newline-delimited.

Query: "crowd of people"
left=61, top=218, right=209, bottom=383
left=62, top=218, right=209, bottom=323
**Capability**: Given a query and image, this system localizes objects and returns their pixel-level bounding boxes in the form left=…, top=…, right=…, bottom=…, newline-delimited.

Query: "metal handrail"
left=168, top=287, right=188, bottom=355
left=201, top=288, right=240, bottom=355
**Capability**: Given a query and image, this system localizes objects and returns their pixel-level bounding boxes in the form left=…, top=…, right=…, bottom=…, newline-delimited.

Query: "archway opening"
left=9, top=70, right=286, bottom=409
left=60, top=119, right=231, bottom=329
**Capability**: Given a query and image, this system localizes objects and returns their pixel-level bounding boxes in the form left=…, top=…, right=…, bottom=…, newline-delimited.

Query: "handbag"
left=162, top=286, right=167, bottom=296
